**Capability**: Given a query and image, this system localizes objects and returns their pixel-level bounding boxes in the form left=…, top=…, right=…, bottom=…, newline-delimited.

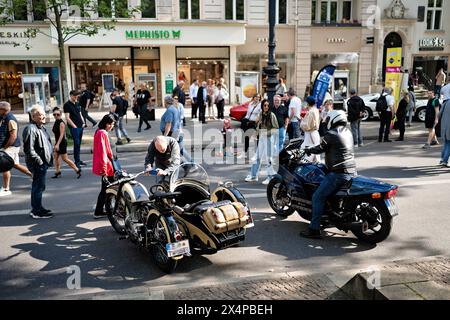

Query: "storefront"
left=310, top=27, right=362, bottom=101
left=237, top=26, right=296, bottom=98
left=0, top=26, right=60, bottom=111
left=57, top=22, right=246, bottom=105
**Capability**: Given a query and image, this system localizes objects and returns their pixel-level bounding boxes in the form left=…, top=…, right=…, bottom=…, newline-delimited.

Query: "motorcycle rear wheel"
left=105, top=191, right=128, bottom=235
left=148, top=215, right=178, bottom=273
left=351, top=200, right=393, bottom=244
left=267, top=177, right=295, bottom=217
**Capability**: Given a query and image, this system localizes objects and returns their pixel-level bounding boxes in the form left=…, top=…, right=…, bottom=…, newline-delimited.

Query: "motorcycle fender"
left=211, top=186, right=247, bottom=206
left=146, top=209, right=178, bottom=243
left=122, top=182, right=150, bottom=203
left=174, top=213, right=218, bottom=250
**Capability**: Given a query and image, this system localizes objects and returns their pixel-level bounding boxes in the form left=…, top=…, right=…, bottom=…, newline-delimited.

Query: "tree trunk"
left=55, top=8, right=69, bottom=104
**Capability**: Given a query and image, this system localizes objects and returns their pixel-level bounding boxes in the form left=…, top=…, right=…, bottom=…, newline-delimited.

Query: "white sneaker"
left=245, top=175, right=258, bottom=182
left=0, top=188, right=12, bottom=197
left=262, top=177, right=271, bottom=185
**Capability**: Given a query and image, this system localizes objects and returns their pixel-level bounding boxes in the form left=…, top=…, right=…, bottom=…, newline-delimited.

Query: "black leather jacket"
left=307, top=126, right=356, bottom=174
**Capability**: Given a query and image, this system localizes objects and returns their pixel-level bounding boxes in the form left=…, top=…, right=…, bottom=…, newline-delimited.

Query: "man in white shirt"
left=189, top=79, right=199, bottom=119
left=287, top=88, right=302, bottom=139
left=378, top=87, right=395, bottom=142
left=441, top=75, right=450, bottom=101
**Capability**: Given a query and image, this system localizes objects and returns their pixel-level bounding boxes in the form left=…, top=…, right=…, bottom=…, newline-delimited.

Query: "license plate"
left=166, top=240, right=190, bottom=257
left=385, top=198, right=399, bottom=216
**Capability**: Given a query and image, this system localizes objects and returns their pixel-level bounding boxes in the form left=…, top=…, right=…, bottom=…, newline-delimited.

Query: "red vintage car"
left=229, top=100, right=308, bottom=122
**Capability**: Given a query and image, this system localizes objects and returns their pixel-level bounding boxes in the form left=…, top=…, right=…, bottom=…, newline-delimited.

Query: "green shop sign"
left=125, top=30, right=181, bottom=40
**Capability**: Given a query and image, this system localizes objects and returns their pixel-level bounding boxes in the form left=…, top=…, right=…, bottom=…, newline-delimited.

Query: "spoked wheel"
left=267, top=177, right=295, bottom=217
left=105, top=191, right=127, bottom=235
left=148, top=215, right=178, bottom=273
left=351, top=200, right=393, bottom=244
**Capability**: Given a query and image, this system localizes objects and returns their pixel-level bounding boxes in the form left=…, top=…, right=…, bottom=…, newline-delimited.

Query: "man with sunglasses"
left=64, top=90, right=86, bottom=169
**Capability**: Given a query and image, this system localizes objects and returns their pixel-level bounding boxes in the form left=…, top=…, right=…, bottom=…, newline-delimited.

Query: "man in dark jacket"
left=197, top=81, right=207, bottom=124
left=301, top=110, right=356, bottom=239
left=144, top=136, right=181, bottom=183
left=172, top=80, right=186, bottom=107
left=22, top=105, right=54, bottom=219
left=346, top=88, right=366, bottom=147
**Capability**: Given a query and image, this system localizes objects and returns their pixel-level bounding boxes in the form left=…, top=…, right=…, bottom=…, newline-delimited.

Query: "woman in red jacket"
left=92, top=114, right=116, bottom=219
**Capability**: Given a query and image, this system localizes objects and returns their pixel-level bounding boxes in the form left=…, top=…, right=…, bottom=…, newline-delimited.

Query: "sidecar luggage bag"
left=201, top=201, right=249, bottom=234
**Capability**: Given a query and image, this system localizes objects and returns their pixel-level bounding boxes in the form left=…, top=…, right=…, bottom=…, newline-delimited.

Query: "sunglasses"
left=53, top=113, right=61, bottom=116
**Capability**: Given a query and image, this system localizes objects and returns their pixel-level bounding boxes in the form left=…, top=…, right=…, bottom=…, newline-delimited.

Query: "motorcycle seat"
left=193, top=200, right=233, bottom=215
left=336, top=179, right=353, bottom=195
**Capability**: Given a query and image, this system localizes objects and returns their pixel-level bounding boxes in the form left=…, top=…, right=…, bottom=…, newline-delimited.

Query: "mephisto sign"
left=125, top=29, right=181, bottom=40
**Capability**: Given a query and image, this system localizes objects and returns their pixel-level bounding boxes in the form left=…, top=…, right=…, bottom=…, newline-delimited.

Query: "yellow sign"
left=386, top=47, right=402, bottom=72
left=385, top=47, right=402, bottom=113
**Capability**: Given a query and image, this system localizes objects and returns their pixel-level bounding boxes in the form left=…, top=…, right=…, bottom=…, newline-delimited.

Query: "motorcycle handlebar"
left=106, top=170, right=154, bottom=188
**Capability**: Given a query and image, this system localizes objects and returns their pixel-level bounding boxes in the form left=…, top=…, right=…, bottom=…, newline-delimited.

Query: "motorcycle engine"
left=125, top=206, right=146, bottom=243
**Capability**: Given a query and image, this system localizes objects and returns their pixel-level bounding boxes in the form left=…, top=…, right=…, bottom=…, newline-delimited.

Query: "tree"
left=0, top=0, right=138, bottom=102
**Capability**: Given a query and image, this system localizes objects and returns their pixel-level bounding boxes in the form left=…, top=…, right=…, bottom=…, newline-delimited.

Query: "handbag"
left=0, top=150, right=14, bottom=173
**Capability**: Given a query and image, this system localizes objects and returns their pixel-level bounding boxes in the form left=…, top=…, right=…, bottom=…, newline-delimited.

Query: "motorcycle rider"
left=144, top=135, right=180, bottom=180
left=300, top=110, right=357, bottom=239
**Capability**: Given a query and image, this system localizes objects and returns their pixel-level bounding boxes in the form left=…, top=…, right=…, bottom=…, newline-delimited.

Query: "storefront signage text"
left=125, top=30, right=181, bottom=40
left=0, top=31, right=37, bottom=39
left=327, top=38, right=347, bottom=44
left=419, top=37, right=445, bottom=51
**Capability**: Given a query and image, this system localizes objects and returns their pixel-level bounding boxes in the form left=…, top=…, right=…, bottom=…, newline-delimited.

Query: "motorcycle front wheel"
left=105, top=191, right=128, bottom=235
left=351, top=199, right=393, bottom=244
left=148, top=215, right=178, bottom=273
left=267, top=177, right=295, bottom=217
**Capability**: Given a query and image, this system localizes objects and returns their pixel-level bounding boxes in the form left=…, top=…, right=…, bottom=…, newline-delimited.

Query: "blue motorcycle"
left=267, top=139, right=399, bottom=244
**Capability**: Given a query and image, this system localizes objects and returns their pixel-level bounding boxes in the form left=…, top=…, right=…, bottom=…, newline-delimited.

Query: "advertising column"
left=385, top=47, right=402, bottom=112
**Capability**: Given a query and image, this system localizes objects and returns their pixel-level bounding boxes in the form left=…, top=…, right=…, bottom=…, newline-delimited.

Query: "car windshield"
left=169, top=163, right=210, bottom=192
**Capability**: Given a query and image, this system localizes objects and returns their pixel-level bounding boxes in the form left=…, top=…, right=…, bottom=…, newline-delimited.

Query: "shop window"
left=277, top=0, right=287, bottom=24
left=225, top=0, right=244, bottom=21
left=32, top=0, right=47, bottom=21
left=426, top=0, right=442, bottom=30
left=180, top=0, right=200, bottom=20
left=13, top=0, right=28, bottom=21
left=342, top=1, right=351, bottom=21
left=141, top=0, right=156, bottom=18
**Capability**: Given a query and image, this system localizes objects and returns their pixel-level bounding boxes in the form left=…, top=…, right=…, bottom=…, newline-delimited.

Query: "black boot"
left=299, top=228, right=323, bottom=239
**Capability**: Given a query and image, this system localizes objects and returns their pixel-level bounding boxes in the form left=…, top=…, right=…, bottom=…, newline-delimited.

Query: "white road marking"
left=0, top=209, right=30, bottom=217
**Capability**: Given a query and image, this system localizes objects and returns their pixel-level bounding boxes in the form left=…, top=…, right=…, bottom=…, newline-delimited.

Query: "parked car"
left=229, top=100, right=307, bottom=122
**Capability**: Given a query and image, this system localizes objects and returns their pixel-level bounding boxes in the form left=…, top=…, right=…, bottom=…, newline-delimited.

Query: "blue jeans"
left=29, top=164, right=48, bottom=213
left=289, top=122, right=300, bottom=140
left=114, top=116, right=129, bottom=140
left=70, top=127, right=83, bottom=167
left=178, top=135, right=193, bottom=163
left=350, top=119, right=363, bottom=145
left=310, top=172, right=353, bottom=230
left=278, top=128, right=286, bottom=153
left=442, top=139, right=450, bottom=164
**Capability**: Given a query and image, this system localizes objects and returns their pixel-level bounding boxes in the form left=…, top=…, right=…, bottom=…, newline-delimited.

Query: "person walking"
left=135, top=83, right=152, bottom=132
left=206, top=79, right=216, bottom=120
left=423, top=89, right=441, bottom=149
left=189, top=79, right=199, bottom=119
left=79, top=83, right=97, bottom=127
left=22, top=105, right=53, bottom=219
left=394, top=90, right=408, bottom=141
left=197, top=81, right=207, bottom=124
left=172, top=80, right=186, bottom=126
left=439, top=82, right=450, bottom=167
left=275, top=77, right=287, bottom=96
left=242, top=94, right=262, bottom=153
left=111, top=88, right=131, bottom=145
left=272, top=94, right=289, bottom=153
left=215, top=83, right=228, bottom=120
left=51, top=107, right=81, bottom=179
left=92, top=114, right=116, bottom=219
left=173, top=96, right=193, bottom=164
left=319, top=99, right=334, bottom=136
left=287, top=88, right=302, bottom=140
left=407, top=87, right=416, bottom=127
left=64, top=90, right=86, bottom=169
left=245, top=99, right=279, bottom=185
left=300, top=97, right=321, bottom=162
left=435, top=68, right=446, bottom=98
left=0, top=101, right=32, bottom=197
left=160, top=95, right=180, bottom=137
left=347, top=88, right=365, bottom=147
left=377, top=87, right=395, bottom=143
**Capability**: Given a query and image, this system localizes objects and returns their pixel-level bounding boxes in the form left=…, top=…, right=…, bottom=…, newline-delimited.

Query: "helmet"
left=327, top=110, right=347, bottom=130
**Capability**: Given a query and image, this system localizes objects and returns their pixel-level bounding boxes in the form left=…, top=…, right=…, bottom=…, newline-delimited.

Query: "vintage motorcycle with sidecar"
left=105, top=163, right=253, bottom=273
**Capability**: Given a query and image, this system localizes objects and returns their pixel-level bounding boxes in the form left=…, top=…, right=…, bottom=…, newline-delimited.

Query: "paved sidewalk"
left=67, top=256, right=449, bottom=300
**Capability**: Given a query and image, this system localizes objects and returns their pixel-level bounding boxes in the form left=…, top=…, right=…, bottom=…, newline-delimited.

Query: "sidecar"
left=169, top=163, right=254, bottom=254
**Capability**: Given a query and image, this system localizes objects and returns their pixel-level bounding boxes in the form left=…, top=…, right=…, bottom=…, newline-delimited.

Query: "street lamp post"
left=263, top=0, right=280, bottom=108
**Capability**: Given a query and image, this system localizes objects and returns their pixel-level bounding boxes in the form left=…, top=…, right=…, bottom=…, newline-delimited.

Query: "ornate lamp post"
left=263, top=0, right=280, bottom=108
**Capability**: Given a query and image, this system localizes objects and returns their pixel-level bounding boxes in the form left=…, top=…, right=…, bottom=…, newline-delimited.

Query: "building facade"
left=0, top=0, right=449, bottom=111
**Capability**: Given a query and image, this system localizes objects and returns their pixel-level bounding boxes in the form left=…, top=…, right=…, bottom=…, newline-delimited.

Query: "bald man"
left=144, top=135, right=180, bottom=177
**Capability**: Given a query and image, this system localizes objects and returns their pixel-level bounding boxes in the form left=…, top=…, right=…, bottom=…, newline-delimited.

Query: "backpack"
left=122, top=98, right=129, bottom=113
left=376, top=94, right=388, bottom=113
